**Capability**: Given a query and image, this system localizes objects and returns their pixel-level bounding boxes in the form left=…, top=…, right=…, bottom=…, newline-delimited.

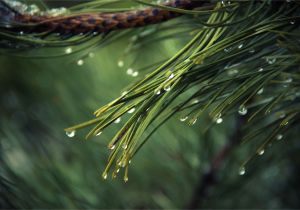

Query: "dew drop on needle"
left=66, top=130, right=76, bottom=138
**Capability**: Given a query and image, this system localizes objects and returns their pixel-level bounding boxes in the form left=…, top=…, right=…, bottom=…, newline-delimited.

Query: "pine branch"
left=0, top=0, right=213, bottom=48
left=2, top=0, right=300, bottom=182
left=63, top=1, right=300, bottom=181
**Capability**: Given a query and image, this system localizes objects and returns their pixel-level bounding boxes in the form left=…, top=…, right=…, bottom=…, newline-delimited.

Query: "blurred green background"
left=1, top=2, right=300, bottom=208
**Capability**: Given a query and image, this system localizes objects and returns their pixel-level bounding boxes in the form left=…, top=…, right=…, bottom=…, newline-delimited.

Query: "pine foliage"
left=63, top=1, right=300, bottom=180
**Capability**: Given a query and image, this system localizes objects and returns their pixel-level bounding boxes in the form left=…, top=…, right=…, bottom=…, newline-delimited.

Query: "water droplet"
left=214, top=113, right=223, bottom=124
left=224, top=47, right=232, bottom=53
left=88, top=52, right=95, bottom=58
left=227, top=69, right=239, bottom=76
left=239, top=167, right=246, bottom=175
left=127, top=107, right=135, bottom=114
left=66, top=130, right=76, bottom=138
left=192, top=99, right=199, bottom=104
left=124, top=176, right=129, bottom=183
left=132, top=71, right=139, bottom=77
left=238, top=44, right=243, bottom=49
left=249, top=49, right=255, bottom=53
left=118, top=60, right=124, bottom=67
left=276, top=134, right=283, bottom=140
left=77, top=59, right=84, bottom=66
left=285, top=78, right=293, bottom=83
left=102, top=172, right=108, bottom=180
left=114, top=117, right=121, bottom=124
left=257, top=88, right=264, bottom=95
left=129, top=160, right=132, bottom=164
left=279, top=113, right=286, bottom=119
left=290, top=20, right=295, bottom=25
left=256, top=68, right=263, bottom=73
left=221, top=0, right=231, bottom=6
left=19, top=31, right=24, bottom=35
left=238, top=105, right=248, bottom=115
left=65, top=47, right=72, bottom=54
left=126, top=68, right=133, bottom=75
left=122, top=143, right=128, bottom=150
left=168, top=73, right=175, bottom=80
left=216, top=118, right=223, bottom=124
left=108, top=144, right=116, bottom=150
left=266, top=57, right=276, bottom=64
left=191, top=118, right=197, bottom=125
left=164, top=85, right=171, bottom=92
left=155, top=89, right=161, bottom=95
left=258, top=149, right=265, bottom=155
left=26, top=4, right=40, bottom=15
left=180, top=116, right=188, bottom=122
left=96, top=131, right=102, bottom=136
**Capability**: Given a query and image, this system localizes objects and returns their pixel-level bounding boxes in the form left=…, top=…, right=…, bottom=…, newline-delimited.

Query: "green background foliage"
left=1, top=0, right=300, bottom=209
